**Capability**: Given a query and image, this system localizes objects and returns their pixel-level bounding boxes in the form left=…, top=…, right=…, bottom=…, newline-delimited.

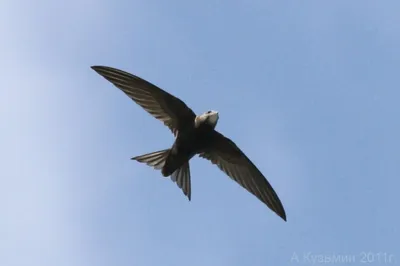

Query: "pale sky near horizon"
left=1, top=1, right=399, bottom=265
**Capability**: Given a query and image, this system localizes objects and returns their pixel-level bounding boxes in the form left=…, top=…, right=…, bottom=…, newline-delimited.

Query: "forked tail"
left=131, top=149, right=192, bottom=200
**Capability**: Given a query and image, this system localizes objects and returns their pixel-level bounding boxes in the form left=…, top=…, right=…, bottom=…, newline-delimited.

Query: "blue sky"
left=1, top=1, right=399, bottom=265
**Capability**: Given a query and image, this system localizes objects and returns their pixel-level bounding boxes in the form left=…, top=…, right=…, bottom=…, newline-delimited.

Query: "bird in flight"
left=91, top=65, right=287, bottom=221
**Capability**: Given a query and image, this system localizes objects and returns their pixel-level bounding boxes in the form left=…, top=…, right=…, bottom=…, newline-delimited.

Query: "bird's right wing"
left=91, top=66, right=196, bottom=136
left=199, top=131, right=287, bottom=221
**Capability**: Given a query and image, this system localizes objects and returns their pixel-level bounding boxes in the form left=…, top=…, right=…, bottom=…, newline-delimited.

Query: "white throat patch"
left=195, top=110, right=219, bottom=128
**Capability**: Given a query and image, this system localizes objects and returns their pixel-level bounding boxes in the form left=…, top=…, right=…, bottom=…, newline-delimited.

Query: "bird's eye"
left=207, top=111, right=211, bottom=114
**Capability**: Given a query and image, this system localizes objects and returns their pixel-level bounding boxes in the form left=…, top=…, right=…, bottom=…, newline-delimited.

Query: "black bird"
left=91, top=65, right=287, bottom=221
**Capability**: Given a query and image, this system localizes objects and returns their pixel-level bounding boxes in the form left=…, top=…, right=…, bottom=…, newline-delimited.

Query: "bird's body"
left=91, top=65, right=287, bottom=221
left=162, top=113, right=217, bottom=176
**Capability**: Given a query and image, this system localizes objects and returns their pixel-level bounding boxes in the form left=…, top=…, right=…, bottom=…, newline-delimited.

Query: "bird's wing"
left=199, top=131, right=287, bottom=221
left=91, top=66, right=196, bottom=135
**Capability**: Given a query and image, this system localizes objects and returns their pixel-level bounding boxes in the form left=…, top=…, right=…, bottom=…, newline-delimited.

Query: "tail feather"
left=171, top=162, right=191, bottom=200
left=132, top=149, right=192, bottom=200
left=131, top=149, right=170, bottom=170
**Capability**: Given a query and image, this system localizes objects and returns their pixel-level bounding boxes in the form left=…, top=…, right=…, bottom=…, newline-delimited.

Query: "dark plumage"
left=91, top=65, right=287, bottom=221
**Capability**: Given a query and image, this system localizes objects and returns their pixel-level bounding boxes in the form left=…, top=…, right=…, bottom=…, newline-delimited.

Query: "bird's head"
left=195, top=110, right=219, bottom=128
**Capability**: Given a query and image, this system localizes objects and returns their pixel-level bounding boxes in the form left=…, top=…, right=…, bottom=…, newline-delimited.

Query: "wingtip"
left=279, top=211, right=287, bottom=222
left=91, top=65, right=101, bottom=72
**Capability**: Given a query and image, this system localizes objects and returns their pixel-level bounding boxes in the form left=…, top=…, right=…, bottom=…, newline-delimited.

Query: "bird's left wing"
left=91, top=66, right=196, bottom=135
left=199, top=131, right=287, bottom=221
